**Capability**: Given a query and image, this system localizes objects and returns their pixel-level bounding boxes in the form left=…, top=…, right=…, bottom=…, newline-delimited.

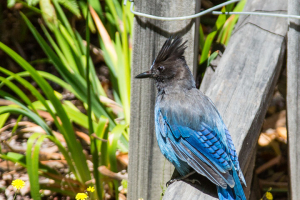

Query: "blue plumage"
left=136, top=36, right=246, bottom=200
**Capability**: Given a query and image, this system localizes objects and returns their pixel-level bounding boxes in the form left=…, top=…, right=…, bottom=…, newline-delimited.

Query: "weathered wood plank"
left=128, top=1, right=200, bottom=200
left=163, top=0, right=287, bottom=199
left=287, top=0, right=300, bottom=199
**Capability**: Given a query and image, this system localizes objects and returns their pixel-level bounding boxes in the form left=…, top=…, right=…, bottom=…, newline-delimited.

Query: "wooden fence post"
left=128, top=1, right=200, bottom=200
left=163, top=0, right=288, bottom=199
left=287, top=0, right=300, bottom=199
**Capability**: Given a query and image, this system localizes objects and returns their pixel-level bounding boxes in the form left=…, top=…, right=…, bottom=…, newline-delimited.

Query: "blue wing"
left=154, top=89, right=246, bottom=189
left=156, top=108, right=234, bottom=188
left=224, top=128, right=246, bottom=186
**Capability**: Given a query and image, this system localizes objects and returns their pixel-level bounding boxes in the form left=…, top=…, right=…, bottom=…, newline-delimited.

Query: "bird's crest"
left=154, top=36, right=187, bottom=66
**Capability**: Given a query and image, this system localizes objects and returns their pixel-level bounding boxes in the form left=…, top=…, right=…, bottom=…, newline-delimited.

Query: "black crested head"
left=135, top=36, right=195, bottom=90
left=154, top=36, right=187, bottom=66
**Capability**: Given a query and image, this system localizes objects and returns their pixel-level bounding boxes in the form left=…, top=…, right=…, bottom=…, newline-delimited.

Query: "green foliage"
left=200, top=6, right=227, bottom=65
left=8, top=0, right=80, bottom=27
left=57, top=0, right=80, bottom=16
left=7, top=0, right=16, bottom=8
left=216, top=0, right=247, bottom=45
left=0, top=0, right=132, bottom=199
left=196, top=0, right=246, bottom=86
left=90, top=2, right=133, bottom=125
left=199, top=0, right=246, bottom=66
left=206, top=50, right=219, bottom=68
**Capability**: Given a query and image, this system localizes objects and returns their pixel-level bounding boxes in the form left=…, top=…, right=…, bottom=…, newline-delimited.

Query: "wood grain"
left=163, top=0, right=288, bottom=199
left=128, top=1, right=200, bottom=200
left=287, top=0, right=300, bottom=199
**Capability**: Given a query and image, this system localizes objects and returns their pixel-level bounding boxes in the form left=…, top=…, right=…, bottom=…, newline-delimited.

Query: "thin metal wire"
left=213, top=11, right=300, bottom=19
left=123, top=0, right=300, bottom=21
left=123, top=0, right=130, bottom=6
left=125, top=0, right=240, bottom=21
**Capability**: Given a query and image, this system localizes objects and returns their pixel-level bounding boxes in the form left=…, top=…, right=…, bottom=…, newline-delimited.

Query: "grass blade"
left=0, top=40, right=91, bottom=184
left=0, top=113, right=9, bottom=129
left=26, top=133, right=43, bottom=200
left=86, top=10, right=102, bottom=199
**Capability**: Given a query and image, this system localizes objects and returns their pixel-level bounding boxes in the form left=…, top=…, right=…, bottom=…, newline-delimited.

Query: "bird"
left=135, top=36, right=247, bottom=200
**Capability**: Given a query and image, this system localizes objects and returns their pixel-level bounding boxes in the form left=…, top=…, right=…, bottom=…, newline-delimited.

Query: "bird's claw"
left=166, top=178, right=200, bottom=187
left=166, top=179, right=177, bottom=187
left=186, top=178, right=201, bottom=185
left=166, top=171, right=199, bottom=187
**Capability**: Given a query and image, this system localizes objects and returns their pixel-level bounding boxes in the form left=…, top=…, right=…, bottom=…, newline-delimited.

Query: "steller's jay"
left=135, top=36, right=246, bottom=200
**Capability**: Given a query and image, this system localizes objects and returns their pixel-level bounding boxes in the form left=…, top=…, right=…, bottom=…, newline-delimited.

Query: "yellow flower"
left=11, top=179, right=25, bottom=190
left=265, top=192, right=273, bottom=200
left=75, top=193, right=88, bottom=200
left=87, top=186, right=95, bottom=192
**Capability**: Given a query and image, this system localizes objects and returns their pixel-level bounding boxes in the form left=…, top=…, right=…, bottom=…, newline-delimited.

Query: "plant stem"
left=13, top=191, right=17, bottom=200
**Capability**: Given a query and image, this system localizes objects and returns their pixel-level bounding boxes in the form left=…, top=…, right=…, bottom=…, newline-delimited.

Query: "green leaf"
left=0, top=113, right=9, bottom=129
left=78, top=1, right=96, bottom=33
left=0, top=152, right=60, bottom=177
left=59, top=24, right=85, bottom=76
left=207, top=51, right=219, bottom=68
left=7, top=0, right=16, bottom=8
left=57, top=0, right=81, bottom=17
left=85, top=15, right=102, bottom=198
left=0, top=67, right=60, bottom=134
left=26, top=133, right=43, bottom=200
left=200, top=7, right=227, bottom=64
left=95, top=116, right=109, bottom=152
left=108, top=124, right=127, bottom=172
left=199, top=25, right=205, bottom=51
left=0, top=38, right=91, bottom=184
left=100, top=126, right=109, bottom=166
left=0, top=152, right=26, bottom=167
left=52, top=26, right=79, bottom=73
left=104, top=0, right=121, bottom=34
left=108, top=124, right=127, bottom=200
left=75, top=31, right=106, bottom=97
left=24, top=132, right=79, bottom=198
left=121, top=8, right=131, bottom=123
left=118, top=138, right=128, bottom=152
left=39, top=0, right=58, bottom=28
left=87, top=0, right=104, bottom=21
left=217, top=0, right=246, bottom=45
left=21, top=13, right=116, bottom=127
left=0, top=104, right=52, bottom=135
left=0, top=76, right=38, bottom=114
left=200, top=30, right=217, bottom=65
left=11, top=115, right=23, bottom=134
left=52, top=0, right=74, bottom=37
left=27, top=0, right=40, bottom=6
left=62, top=102, right=97, bottom=129
left=121, top=179, right=128, bottom=189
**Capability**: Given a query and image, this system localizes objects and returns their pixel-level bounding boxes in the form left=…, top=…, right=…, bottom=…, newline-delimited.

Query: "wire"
left=126, top=0, right=240, bottom=21
left=213, top=11, right=300, bottom=19
left=123, top=0, right=300, bottom=21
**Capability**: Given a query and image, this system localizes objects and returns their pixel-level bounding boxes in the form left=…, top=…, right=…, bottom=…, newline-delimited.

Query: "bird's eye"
left=157, top=66, right=164, bottom=71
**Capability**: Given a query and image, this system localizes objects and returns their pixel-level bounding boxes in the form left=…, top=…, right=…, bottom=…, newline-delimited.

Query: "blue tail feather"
left=217, top=167, right=246, bottom=200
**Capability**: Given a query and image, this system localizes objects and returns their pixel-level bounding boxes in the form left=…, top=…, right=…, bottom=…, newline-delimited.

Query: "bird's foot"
left=166, top=171, right=198, bottom=187
left=166, top=179, right=177, bottom=187
left=184, top=178, right=201, bottom=185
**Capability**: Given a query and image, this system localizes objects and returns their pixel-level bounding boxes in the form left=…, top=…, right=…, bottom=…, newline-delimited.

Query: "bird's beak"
left=135, top=70, right=152, bottom=79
